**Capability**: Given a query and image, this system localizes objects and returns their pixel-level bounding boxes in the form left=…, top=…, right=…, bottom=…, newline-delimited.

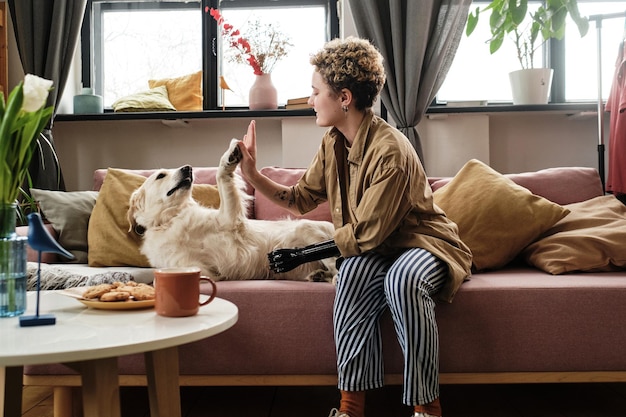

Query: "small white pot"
left=508, top=68, right=554, bottom=105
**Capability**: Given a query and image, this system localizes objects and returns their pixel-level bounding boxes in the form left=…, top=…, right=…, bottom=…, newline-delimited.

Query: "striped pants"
left=333, top=248, right=447, bottom=406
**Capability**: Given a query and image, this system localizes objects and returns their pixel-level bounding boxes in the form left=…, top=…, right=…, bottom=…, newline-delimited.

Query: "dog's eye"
left=156, top=173, right=166, bottom=180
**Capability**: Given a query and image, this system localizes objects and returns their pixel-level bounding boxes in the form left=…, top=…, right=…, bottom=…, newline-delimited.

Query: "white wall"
left=419, top=112, right=602, bottom=178
left=54, top=118, right=284, bottom=191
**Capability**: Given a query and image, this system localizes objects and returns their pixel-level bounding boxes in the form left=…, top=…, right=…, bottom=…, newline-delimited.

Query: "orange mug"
left=153, top=267, right=217, bottom=317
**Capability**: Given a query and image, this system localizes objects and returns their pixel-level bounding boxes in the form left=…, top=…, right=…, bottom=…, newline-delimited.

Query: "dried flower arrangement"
left=208, top=7, right=292, bottom=75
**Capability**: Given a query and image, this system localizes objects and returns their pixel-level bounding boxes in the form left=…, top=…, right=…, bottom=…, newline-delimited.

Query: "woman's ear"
left=340, top=88, right=353, bottom=108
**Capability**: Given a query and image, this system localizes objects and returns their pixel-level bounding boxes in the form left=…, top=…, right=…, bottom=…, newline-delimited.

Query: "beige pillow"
left=148, top=71, right=202, bottom=111
left=111, top=85, right=176, bottom=112
left=522, top=195, right=626, bottom=274
left=88, top=168, right=220, bottom=267
left=433, top=159, right=570, bottom=271
left=30, top=189, right=99, bottom=263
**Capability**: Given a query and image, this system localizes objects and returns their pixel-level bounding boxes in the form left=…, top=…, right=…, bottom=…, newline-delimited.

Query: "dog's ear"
left=127, top=188, right=145, bottom=234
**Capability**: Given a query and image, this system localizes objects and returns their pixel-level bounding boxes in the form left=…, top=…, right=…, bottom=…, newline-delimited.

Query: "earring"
left=342, top=105, right=348, bottom=113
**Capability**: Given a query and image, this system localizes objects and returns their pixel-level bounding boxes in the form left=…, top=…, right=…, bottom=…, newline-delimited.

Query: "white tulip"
left=21, top=74, right=53, bottom=112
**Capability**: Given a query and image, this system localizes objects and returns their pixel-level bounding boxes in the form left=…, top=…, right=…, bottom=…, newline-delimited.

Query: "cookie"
left=99, top=291, right=131, bottom=302
left=116, top=285, right=138, bottom=293
left=114, top=281, right=137, bottom=288
left=131, top=284, right=155, bottom=301
left=82, top=284, right=115, bottom=299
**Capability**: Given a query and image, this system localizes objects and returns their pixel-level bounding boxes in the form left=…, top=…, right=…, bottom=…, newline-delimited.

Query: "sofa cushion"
left=88, top=168, right=220, bottom=267
left=111, top=85, right=176, bottom=112
left=148, top=71, right=203, bottom=111
left=436, top=267, right=626, bottom=373
left=522, top=195, right=626, bottom=274
left=256, top=167, right=332, bottom=222
left=431, top=166, right=603, bottom=205
left=30, top=189, right=99, bottom=264
left=93, top=167, right=224, bottom=191
left=433, top=159, right=570, bottom=271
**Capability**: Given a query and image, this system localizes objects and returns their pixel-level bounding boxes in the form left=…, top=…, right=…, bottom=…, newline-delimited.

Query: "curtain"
left=349, top=0, right=470, bottom=164
left=8, top=0, right=87, bottom=191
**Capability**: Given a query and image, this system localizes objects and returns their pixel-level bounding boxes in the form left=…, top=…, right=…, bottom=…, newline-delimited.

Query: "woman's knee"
left=385, top=249, right=447, bottom=296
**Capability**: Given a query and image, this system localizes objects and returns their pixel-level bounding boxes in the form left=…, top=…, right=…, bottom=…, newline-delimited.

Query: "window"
left=82, top=0, right=339, bottom=110
left=565, top=2, right=626, bottom=101
left=437, top=1, right=626, bottom=105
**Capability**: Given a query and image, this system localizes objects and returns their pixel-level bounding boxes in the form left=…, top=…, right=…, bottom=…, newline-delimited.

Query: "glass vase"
left=0, top=203, right=27, bottom=317
left=248, top=73, right=278, bottom=110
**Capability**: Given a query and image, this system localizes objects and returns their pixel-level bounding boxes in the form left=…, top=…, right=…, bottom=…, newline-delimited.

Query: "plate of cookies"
left=59, top=281, right=156, bottom=310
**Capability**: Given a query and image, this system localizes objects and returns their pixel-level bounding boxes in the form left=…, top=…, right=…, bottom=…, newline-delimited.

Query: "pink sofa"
left=22, top=165, right=626, bottom=416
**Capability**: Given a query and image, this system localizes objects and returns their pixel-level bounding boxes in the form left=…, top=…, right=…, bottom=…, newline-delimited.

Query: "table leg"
left=144, top=346, right=181, bottom=417
left=1, top=366, right=23, bottom=417
left=80, top=357, right=121, bottom=417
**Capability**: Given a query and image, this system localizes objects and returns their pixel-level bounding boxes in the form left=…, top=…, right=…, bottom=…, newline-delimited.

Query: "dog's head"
left=127, top=165, right=194, bottom=235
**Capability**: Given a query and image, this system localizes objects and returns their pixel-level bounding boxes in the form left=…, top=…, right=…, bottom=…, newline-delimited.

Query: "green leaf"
left=489, top=8, right=505, bottom=34
left=490, top=33, right=504, bottom=54
left=565, top=0, right=589, bottom=37
left=509, top=0, right=527, bottom=26
left=466, top=8, right=479, bottom=36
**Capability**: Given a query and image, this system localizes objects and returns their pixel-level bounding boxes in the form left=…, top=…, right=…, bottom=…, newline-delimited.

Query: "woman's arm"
left=237, top=120, right=301, bottom=215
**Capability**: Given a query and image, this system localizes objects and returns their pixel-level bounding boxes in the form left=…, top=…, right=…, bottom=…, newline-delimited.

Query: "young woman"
left=236, top=37, right=472, bottom=417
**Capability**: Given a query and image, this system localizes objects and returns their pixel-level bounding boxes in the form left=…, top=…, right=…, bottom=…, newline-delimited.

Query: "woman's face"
left=309, top=71, right=343, bottom=128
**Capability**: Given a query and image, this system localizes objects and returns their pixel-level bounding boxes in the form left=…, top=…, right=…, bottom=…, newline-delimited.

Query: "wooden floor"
left=21, top=382, right=626, bottom=417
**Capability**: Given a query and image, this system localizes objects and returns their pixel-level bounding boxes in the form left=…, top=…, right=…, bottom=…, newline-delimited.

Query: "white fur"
left=127, top=139, right=337, bottom=281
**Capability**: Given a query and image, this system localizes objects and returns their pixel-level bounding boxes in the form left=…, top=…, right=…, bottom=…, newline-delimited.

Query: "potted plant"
left=466, top=0, right=589, bottom=104
left=0, top=74, right=54, bottom=317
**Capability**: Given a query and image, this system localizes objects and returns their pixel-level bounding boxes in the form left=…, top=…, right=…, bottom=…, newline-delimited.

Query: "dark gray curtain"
left=8, top=0, right=87, bottom=191
left=349, top=0, right=470, bottom=164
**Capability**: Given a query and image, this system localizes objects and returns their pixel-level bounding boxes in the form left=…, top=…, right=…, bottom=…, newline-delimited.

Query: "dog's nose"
left=181, top=165, right=192, bottom=177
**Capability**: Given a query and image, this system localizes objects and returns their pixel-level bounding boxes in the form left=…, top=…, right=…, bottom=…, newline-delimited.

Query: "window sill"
left=426, top=102, right=601, bottom=116
left=55, top=103, right=602, bottom=122
left=55, top=108, right=316, bottom=122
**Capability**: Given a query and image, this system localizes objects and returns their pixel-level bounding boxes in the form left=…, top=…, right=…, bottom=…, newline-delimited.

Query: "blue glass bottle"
left=0, top=204, right=27, bottom=317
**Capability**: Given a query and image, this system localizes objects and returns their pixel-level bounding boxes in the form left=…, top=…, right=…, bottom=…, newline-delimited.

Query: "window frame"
left=80, top=0, right=339, bottom=112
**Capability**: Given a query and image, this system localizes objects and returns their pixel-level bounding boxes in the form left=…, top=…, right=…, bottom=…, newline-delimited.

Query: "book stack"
left=285, top=96, right=311, bottom=110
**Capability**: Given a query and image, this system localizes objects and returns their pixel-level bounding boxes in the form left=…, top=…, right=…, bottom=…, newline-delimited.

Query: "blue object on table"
left=19, top=212, right=75, bottom=327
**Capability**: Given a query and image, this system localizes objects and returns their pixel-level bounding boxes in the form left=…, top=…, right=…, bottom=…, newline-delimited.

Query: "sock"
left=339, top=390, right=365, bottom=417
left=414, top=397, right=441, bottom=416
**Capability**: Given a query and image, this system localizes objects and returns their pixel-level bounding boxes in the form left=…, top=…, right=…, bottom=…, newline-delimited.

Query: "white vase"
left=248, top=74, right=278, bottom=110
left=508, top=68, right=554, bottom=105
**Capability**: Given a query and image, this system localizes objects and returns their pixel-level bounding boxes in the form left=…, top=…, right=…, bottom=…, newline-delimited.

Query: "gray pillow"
left=30, top=189, right=99, bottom=263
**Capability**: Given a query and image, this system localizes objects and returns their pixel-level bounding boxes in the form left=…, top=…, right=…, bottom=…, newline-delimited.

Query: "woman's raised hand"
left=237, top=120, right=258, bottom=180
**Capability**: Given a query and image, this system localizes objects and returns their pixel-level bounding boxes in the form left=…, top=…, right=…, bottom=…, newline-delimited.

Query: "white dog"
left=127, top=139, right=337, bottom=282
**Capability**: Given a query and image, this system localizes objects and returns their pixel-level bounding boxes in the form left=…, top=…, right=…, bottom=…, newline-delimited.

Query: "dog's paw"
left=227, top=143, right=242, bottom=165
left=220, top=139, right=242, bottom=173
left=306, top=269, right=334, bottom=283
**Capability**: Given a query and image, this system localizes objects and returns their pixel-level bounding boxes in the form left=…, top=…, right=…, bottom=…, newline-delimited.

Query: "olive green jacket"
left=291, top=112, right=472, bottom=302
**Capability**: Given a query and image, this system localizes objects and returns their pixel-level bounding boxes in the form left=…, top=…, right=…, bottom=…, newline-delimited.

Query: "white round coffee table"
left=0, top=290, right=238, bottom=417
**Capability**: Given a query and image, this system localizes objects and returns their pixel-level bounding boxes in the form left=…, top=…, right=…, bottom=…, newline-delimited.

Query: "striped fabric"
left=333, top=248, right=447, bottom=405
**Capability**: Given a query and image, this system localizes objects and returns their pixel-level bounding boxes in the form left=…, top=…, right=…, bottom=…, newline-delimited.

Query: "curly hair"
left=310, top=37, right=386, bottom=111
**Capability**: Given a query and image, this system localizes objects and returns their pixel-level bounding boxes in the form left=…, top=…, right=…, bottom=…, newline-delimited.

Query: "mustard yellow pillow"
left=433, top=159, right=570, bottom=271
left=522, top=195, right=626, bottom=274
left=111, top=85, right=176, bottom=112
left=148, top=71, right=202, bottom=111
left=88, top=168, right=220, bottom=267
